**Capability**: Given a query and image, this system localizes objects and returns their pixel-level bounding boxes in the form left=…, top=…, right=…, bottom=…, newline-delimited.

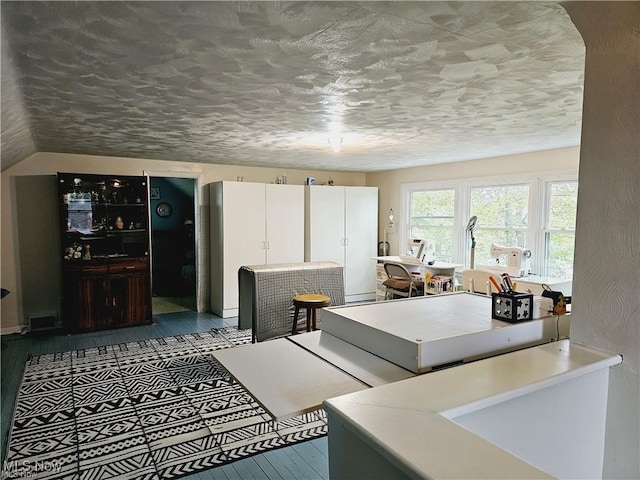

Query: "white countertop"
left=324, top=340, right=622, bottom=479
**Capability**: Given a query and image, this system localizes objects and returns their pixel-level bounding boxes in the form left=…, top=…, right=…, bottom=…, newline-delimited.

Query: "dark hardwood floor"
left=1, top=311, right=329, bottom=479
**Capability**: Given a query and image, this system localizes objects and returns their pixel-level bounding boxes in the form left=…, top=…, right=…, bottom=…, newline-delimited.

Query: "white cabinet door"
left=345, top=187, right=378, bottom=297
left=222, top=182, right=266, bottom=310
left=211, top=181, right=306, bottom=317
left=305, top=186, right=345, bottom=265
left=305, top=185, right=378, bottom=301
left=265, top=184, right=304, bottom=264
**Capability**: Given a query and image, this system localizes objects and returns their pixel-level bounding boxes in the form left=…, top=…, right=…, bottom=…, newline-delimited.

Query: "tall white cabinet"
left=305, top=186, right=378, bottom=302
left=210, top=181, right=304, bottom=317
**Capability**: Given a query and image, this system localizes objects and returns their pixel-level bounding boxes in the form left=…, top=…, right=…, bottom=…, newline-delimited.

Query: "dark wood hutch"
left=58, top=172, right=152, bottom=332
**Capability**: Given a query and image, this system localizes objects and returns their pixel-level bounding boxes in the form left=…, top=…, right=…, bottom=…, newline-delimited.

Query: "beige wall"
left=1, top=148, right=579, bottom=333
left=563, top=2, right=639, bottom=478
left=366, top=146, right=580, bottom=255
left=0, top=152, right=366, bottom=333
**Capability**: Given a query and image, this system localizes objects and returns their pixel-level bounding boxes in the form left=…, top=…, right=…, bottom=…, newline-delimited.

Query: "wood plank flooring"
left=0, top=310, right=329, bottom=479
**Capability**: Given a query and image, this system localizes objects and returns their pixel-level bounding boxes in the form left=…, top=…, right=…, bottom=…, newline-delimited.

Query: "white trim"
left=1, top=326, right=24, bottom=335
left=144, top=170, right=204, bottom=311
left=401, top=172, right=578, bottom=273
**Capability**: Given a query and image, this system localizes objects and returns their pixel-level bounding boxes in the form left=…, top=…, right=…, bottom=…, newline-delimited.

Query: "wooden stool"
left=291, top=294, right=331, bottom=334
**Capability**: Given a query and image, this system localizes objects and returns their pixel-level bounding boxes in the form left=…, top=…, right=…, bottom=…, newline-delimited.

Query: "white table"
left=215, top=292, right=570, bottom=420
left=374, top=256, right=463, bottom=275
left=322, top=292, right=570, bottom=373
left=514, top=274, right=573, bottom=296
left=374, top=256, right=463, bottom=295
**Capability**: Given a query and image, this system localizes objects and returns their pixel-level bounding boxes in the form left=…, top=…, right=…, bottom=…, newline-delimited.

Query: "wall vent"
left=27, top=313, right=58, bottom=332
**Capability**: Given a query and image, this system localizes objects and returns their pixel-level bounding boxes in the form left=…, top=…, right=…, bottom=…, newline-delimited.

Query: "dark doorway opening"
left=149, top=177, right=197, bottom=314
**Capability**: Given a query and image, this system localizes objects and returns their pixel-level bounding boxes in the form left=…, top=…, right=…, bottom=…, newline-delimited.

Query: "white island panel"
left=324, top=340, right=622, bottom=480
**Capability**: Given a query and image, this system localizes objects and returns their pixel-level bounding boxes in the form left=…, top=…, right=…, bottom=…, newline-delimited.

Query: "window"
left=470, top=184, right=529, bottom=266
left=544, top=181, right=578, bottom=278
left=402, top=175, right=577, bottom=279
left=408, top=189, right=455, bottom=261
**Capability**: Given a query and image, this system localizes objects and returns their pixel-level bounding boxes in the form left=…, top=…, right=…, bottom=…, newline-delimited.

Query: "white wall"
left=1, top=149, right=580, bottom=333
left=366, top=147, right=580, bottom=255
left=0, top=152, right=366, bottom=333
left=563, top=3, right=640, bottom=478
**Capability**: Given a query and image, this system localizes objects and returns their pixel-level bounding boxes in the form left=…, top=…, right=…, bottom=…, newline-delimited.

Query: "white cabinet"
left=210, top=181, right=304, bottom=317
left=305, top=186, right=378, bottom=302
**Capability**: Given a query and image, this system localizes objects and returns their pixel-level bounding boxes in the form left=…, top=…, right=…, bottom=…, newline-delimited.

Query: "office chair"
left=382, top=262, right=424, bottom=299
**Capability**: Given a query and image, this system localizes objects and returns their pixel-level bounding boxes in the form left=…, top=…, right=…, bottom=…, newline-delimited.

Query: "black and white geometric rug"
left=3, top=327, right=327, bottom=479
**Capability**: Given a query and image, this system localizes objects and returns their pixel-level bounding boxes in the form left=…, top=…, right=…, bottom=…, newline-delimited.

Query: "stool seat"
left=292, top=294, right=331, bottom=334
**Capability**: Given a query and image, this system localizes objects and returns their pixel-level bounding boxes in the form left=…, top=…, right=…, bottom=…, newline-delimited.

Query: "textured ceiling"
left=0, top=1, right=585, bottom=172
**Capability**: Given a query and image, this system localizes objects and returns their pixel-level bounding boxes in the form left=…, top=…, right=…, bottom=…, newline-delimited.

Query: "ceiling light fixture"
left=328, top=136, right=343, bottom=153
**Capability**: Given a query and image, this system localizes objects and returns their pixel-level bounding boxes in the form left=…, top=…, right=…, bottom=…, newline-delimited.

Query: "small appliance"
left=487, top=243, right=532, bottom=277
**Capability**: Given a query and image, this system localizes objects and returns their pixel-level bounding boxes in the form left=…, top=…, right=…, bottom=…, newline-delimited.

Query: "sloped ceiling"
left=0, top=1, right=584, bottom=172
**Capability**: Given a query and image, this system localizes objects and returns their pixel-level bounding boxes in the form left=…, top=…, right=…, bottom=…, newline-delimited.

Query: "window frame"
left=400, top=172, right=577, bottom=277
left=541, top=177, right=579, bottom=277
left=406, top=186, right=458, bottom=262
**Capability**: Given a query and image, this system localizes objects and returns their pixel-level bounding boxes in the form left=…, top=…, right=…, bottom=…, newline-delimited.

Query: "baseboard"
left=1, top=325, right=25, bottom=335
left=345, top=292, right=376, bottom=303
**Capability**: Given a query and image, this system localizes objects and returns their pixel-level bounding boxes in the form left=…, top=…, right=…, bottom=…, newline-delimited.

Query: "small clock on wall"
left=156, top=202, right=172, bottom=218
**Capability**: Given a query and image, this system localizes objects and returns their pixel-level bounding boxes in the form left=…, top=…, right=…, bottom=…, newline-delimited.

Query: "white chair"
left=382, top=262, right=424, bottom=299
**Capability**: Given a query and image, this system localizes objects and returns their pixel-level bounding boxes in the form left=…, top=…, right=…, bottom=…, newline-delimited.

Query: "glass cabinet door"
left=58, top=173, right=149, bottom=260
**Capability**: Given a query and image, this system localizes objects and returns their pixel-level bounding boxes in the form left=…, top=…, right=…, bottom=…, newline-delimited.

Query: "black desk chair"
left=382, top=263, right=424, bottom=299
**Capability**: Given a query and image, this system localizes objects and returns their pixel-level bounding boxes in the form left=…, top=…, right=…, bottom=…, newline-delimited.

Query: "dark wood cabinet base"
left=62, top=257, right=152, bottom=332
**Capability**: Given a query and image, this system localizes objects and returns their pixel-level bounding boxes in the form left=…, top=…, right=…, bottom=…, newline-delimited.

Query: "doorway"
left=149, top=177, right=197, bottom=314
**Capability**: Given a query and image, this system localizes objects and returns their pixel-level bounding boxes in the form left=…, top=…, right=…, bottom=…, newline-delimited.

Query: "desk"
left=462, top=269, right=572, bottom=296
left=514, top=274, right=572, bottom=296
left=374, top=256, right=462, bottom=274
left=374, top=257, right=463, bottom=298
